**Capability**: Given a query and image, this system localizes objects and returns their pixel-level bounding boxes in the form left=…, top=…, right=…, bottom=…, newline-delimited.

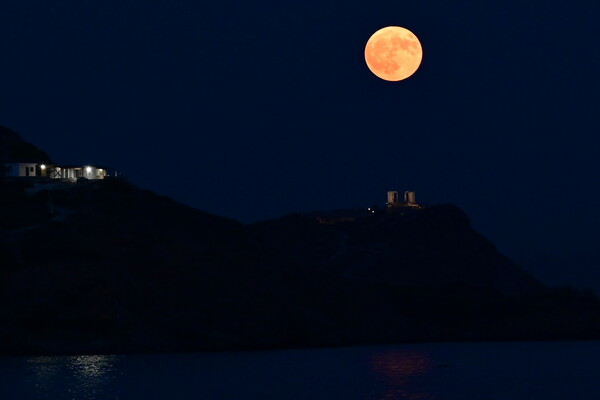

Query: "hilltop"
left=0, top=126, right=51, bottom=164
left=0, top=128, right=598, bottom=355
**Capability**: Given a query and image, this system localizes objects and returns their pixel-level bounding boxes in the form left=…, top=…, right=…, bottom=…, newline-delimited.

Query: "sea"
left=0, top=341, right=598, bottom=400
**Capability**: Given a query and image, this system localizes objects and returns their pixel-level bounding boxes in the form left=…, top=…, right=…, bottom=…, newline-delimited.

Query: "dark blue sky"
left=1, top=1, right=599, bottom=287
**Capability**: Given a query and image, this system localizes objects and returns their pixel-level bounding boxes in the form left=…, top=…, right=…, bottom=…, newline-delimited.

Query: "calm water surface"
left=0, top=341, right=598, bottom=400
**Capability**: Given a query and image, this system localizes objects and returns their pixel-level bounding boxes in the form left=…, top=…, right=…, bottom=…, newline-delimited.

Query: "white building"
left=3, top=162, right=109, bottom=181
left=49, top=165, right=107, bottom=180
left=4, top=163, right=40, bottom=177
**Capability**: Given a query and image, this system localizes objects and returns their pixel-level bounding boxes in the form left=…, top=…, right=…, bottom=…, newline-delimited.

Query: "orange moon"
left=365, top=26, right=423, bottom=81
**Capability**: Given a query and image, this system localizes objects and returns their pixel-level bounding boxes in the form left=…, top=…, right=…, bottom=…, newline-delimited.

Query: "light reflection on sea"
left=369, top=350, right=436, bottom=400
left=0, top=341, right=598, bottom=400
left=23, top=355, right=120, bottom=400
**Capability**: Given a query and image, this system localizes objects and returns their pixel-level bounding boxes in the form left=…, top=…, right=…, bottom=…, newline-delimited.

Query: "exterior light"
left=40, top=164, right=46, bottom=170
left=86, top=166, right=92, bottom=173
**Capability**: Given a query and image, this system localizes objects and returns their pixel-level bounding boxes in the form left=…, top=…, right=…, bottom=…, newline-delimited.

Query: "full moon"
left=365, top=26, right=423, bottom=82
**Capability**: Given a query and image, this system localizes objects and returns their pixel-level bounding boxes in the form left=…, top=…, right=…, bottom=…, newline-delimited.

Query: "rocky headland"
left=1, top=126, right=598, bottom=355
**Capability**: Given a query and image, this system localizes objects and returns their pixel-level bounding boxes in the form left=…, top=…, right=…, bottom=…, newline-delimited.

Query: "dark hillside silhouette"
left=0, top=128, right=598, bottom=355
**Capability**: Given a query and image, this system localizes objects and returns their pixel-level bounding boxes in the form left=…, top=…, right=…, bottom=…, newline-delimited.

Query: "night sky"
left=1, top=1, right=599, bottom=288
